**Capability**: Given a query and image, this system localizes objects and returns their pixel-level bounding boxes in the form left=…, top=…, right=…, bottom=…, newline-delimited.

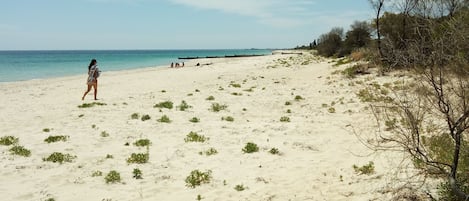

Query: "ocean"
left=0, top=49, right=272, bottom=82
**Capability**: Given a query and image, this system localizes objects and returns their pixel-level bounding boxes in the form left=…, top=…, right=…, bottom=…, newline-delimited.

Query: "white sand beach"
left=0, top=51, right=432, bottom=201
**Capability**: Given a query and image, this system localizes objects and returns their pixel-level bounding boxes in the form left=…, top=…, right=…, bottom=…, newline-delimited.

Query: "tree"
left=316, top=27, right=344, bottom=57
left=369, top=0, right=386, bottom=58
left=343, top=21, right=372, bottom=54
left=367, top=5, right=469, bottom=200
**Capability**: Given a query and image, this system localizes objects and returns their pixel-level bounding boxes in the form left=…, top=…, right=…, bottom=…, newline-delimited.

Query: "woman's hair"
left=88, top=59, right=97, bottom=71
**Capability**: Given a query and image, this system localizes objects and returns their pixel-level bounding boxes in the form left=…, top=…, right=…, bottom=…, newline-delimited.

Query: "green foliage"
left=280, top=116, right=290, bottom=122
left=234, top=184, right=246, bottom=191
left=91, top=170, right=103, bottom=177
left=78, top=102, right=107, bottom=108
left=184, top=132, right=208, bottom=143
left=206, top=96, right=215, bottom=101
left=285, top=101, right=292, bottom=106
left=9, top=145, right=31, bottom=157
left=133, top=168, right=143, bottom=179
left=157, top=115, right=171, bottom=123
left=44, top=135, right=69, bottom=143
left=177, top=100, right=191, bottom=111
left=189, top=117, right=200, bottom=123
left=153, top=101, right=173, bottom=109
left=230, top=83, right=241, bottom=88
left=0, top=136, right=19, bottom=146
left=200, top=148, right=218, bottom=156
left=105, top=170, right=121, bottom=184
left=185, top=170, right=212, bottom=188
left=269, top=148, right=280, bottom=155
left=328, top=107, right=336, bottom=113
left=342, top=65, right=361, bottom=78
left=222, top=116, right=234, bottom=122
left=101, top=131, right=109, bottom=137
left=127, top=153, right=149, bottom=164
left=294, top=95, right=304, bottom=101
left=43, top=128, right=51, bottom=132
left=134, top=139, right=151, bottom=147
left=210, top=103, right=228, bottom=112
left=43, top=152, right=76, bottom=163
left=131, top=113, right=139, bottom=119
left=317, top=27, right=344, bottom=57
left=242, top=142, right=259, bottom=153
left=422, top=135, right=469, bottom=175
left=353, top=161, right=375, bottom=175
left=141, top=114, right=151, bottom=121
left=437, top=178, right=469, bottom=201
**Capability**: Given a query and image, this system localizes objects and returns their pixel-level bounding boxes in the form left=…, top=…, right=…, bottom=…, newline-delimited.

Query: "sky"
left=0, top=0, right=373, bottom=50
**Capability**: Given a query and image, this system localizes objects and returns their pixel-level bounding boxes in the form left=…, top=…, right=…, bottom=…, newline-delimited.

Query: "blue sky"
left=0, top=0, right=373, bottom=50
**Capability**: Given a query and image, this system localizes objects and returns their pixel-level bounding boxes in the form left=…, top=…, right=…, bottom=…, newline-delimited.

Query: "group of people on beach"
left=170, top=62, right=184, bottom=68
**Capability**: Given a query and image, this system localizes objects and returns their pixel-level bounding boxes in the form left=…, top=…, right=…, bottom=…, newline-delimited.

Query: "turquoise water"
left=0, top=49, right=272, bottom=82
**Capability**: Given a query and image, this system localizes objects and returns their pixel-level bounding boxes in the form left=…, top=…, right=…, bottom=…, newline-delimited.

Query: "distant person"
left=82, top=59, right=100, bottom=100
left=171, top=62, right=174, bottom=68
left=182, top=62, right=185, bottom=67
left=196, top=63, right=200, bottom=66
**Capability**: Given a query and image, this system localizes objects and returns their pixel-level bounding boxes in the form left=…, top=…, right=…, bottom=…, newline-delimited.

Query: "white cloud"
left=168, top=0, right=317, bottom=28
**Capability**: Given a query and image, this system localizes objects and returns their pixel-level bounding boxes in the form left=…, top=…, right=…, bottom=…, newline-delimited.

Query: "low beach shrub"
left=105, top=170, right=121, bottom=184
left=328, top=107, right=336, bottom=113
left=153, top=101, right=173, bottom=109
left=131, top=113, right=139, bottom=119
left=43, top=152, right=76, bottom=163
left=9, top=145, right=31, bottom=157
left=222, top=116, right=234, bottom=122
left=141, top=114, right=151, bottom=121
left=189, top=117, right=200, bottom=123
left=91, top=170, right=103, bottom=177
left=285, top=101, right=292, bottom=106
left=133, top=168, right=143, bottom=179
left=177, top=100, right=191, bottom=111
left=157, top=115, right=171, bottom=123
left=101, top=131, right=109, bottom=137
left=206, top=96, right=215, bottom=101
left=294, top=95, right=304, bottom=101
left=184, top=132, right=208, bottom=143
left=269, top=148, right=280, bottom=155
left=280, top=116, right=290, bottom=122
left=78, top=102, right=106, bottom=108
left=199, top=147, right=218, bottom=156
left=230, top=83, right=241, bottom=88
left=242, top=142, right=259, bottom=153
left=0, top=136, right=19, bottom=146
left=234, top=184, right=246, bottom=191
left=185, top=170, right=212, bottom=188
left=43, top=128, right=51, bottom=132
left=353, top=161, right=375, bottom=175
left=127, top=153, right=149, bottom=164
left=134, top=139, right=151, bottom=147
left=210, top=103, right=228, bottom=112
left=44, top=135, right=69, bottom=143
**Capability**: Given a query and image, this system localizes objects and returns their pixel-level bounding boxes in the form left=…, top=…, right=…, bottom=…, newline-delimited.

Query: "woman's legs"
left=82, top=84, right=92, bottom=100
left=92, top=81, right=98, bottom=100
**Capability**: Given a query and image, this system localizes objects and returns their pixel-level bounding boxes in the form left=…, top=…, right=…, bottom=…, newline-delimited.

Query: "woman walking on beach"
left=82, top=59, right=100, bottom=100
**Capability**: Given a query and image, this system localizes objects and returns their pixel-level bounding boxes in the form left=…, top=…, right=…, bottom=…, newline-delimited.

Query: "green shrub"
left=43, top=128, right=51, bottom=132
left=177, top=100, right=191, bottom=111
left=185, top=170, right=212, bottom=188
left=285, top=101, right=292, bottom=106
left=353, top=161, right=375, bottom=175
left=134, top=139, right=151, bottom=147
left=157, top=115, right=171, bottom=123
left=105, top=170, right=121, bottom=184
left=210, top=103, right=228, bottom=112
left=43, top=152, right=76, bottom=163
left=9, top=146, right=31, bottom=157
left=206, top=96, right=215, bottom=101
left=0, top=136, right=19, bottom=146
left=78, top=102, right=106, bottom=108
left=133, top=168, right=143, bottom=179
left=242, top=142, right=259, bottom=153
left=230, top=83, right=241, bottom=88
left=127, top=153, right=149, bottom=164
left=189, top=117, right=200, bottom=123
left=44, top=135, right=69, bottom=143
left=222, top=116, right=234, bottom=122
left=269, top=148, right=280, bottom=155
left=280, top=116, right=290, bottom=122
left=328, top=107, right=336, bottom=113
left=92, top=170, right=103, bottom=177
left=153, top=101, right=173, bottom=109
left=100, top=131, right=109, bottom=137
left=141, top=114, right=151, bottom=121
left=200, top=148, right=218, bottom=156
left=234, top=184, right=246, bottom=191
left=184, top=132, right=208, bottom=143
left=294, top=95, right=304, bottom=101
left=131, top=113, right=139, bottom=119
